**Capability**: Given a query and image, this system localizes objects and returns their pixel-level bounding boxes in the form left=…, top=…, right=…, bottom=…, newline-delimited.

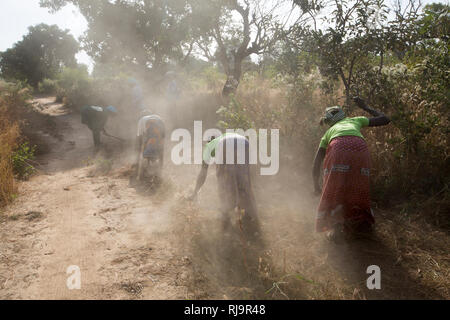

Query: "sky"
left=0, top=0, right=447, bottom=72
left=0, top=0, right=93, bottom=69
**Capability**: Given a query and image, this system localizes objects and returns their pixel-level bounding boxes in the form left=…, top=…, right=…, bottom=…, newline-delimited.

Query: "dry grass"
left=0, top=73, right=447, bottom=299
left=0, top=80, right=30, bottom=207
left=258, top=206, right=449, bottom=300
left=0, top=109, right=19, bottom=207
left=185, top=78, right=450, bottom=300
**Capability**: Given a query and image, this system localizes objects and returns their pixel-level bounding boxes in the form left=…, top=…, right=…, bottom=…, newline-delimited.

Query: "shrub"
left=55, top=87, right=65, bottom=103
left=213, top=61, right=448, bottom=213
left=351, top=52, right=449, bottom=200
left=0, top=81, right=32, bottom=118
left=217, top=96, right=254, bottom=131
left=38, top=78, right=58, bottom=94
left=56, top=68, right=138, bottom=114
left=57, top=67, right=93, bottom=110
left=0, top=119, right=19, bottom=206
left=202, top=67, right=226, bottom=92
left=0, top=82, right=22, bottom=206
left=12, top=142, right=36, bottom=180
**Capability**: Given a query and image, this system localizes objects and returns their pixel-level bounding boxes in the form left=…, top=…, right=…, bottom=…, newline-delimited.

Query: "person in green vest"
left=312, top=97, right=390, bottom=241
left=190, top=133, right=260, bottom=236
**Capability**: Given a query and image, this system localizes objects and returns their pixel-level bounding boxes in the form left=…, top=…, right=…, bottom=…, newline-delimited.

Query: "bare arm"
left=158, top=121, right=165, bottom=168
left=159, top=146, right=164, bottom=169
left=353, top=97, right=391, bottom=127
left=190, top=162, right=209, bottom=199
left=135, top=135, right=142, bottom=165
left=312, top=147, right=326, bottom=194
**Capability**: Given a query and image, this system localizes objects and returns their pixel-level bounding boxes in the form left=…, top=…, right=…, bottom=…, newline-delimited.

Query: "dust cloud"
left=91, top=68, right=325, bottom=300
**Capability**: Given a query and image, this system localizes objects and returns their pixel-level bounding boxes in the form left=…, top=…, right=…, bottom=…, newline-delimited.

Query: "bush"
left=217, top=75, right=288, bottom=132
left=217, top=97, right=254, bottom=130
left=38, top=78, right=58, bottom=94
left=213, top=59, right=448, bottom=212
left=0, top=118, right=19, bottom=206
left=0, top=81, right=32, bottom=117
left=0, top=82, right=22, bottom=206
left=202, top=67, right=226, bottom=91
left=57, top=67, right=93, bottom=110
left=55, top=87, right=65, bottom=103
left=12, top=142, right=36, bottom=180
left=351, top=52, right=449, bottom=200
left=56, top=68, right=138, bottom=114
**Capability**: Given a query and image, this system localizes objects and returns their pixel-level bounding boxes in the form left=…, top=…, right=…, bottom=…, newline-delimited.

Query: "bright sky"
left=0, top=0, right=446, bottom=71
left=0, top=0, right=93, bottom=69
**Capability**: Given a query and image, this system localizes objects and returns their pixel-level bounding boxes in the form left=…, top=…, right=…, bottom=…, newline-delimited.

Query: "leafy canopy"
left=0, top=23, right=79, bottom=87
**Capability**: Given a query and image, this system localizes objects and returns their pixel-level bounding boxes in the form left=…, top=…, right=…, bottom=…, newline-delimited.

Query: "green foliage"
left=421, top=3, right=449, bottom=38
left=353, top=52, right=449, bottom=198
left=284, top=0, right=450, bottom=200
left=55, top=67, right=140, bottom=117
left=0, top=82, right=21, bottom=207
left=0, top=24, right=79, bottom=87
left=10, top=0, right=447, bottom=209
left=38, top=78, right=58, bottom=94
left=41, top=0, right=296, bottom=94
left=202, top=67, right=226, bottom=91
left=56, top=66, right=92, bottom=110
left=217, top=96, right=253, bottom=131
left=84, top=156, right=113, bottom=176
left=0, top=81, right=33, bottom=119
left=40, top=0, right=198, bottom=77
left=284, top=73, right=327, bottom=144
left=289, top=0, right=392, bottom=103
left=94, top=157, right=113, bottom=175
left=88, top=75, right=138, bottom=111
left=12, top=142, right=36, bottom=180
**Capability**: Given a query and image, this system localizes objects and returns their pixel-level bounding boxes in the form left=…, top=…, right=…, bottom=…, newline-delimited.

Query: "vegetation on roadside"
left=1, top=1, right=448, bottom=220
left=12, top=142, right=37, bottom=181
left=0, top=0, right=448, bottom=300
left=215, top=1, right=449, bottom=227
left=0, top=81, right=26, bottom=206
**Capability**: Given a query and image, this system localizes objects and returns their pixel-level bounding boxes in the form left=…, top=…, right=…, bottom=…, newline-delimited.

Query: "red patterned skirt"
left=316, top=136, right=374, bottom=232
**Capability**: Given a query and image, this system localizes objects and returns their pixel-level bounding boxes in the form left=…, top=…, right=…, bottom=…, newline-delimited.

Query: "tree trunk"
left=222, top=56, right=243, bottom=97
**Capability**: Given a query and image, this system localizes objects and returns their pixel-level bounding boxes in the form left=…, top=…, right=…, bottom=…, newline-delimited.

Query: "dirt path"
left=0, top=97, right=448, bottom=300
left=0, top=97, right=192, bottom=299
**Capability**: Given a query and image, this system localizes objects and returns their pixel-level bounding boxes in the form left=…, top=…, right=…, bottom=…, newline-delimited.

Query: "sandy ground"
left=0, top=97, right=195, bottom=299
left=0, top=97, right=448, bottom=300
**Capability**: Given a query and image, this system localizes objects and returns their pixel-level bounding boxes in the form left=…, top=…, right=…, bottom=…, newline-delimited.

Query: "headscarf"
left=321, top=106, right=346, bottom=127
left=140, top=109, right=153, bottom=117
left=105, top=106, right=118, bottom=113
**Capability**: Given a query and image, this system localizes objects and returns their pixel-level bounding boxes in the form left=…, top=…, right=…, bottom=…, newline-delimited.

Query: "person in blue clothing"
left=134, top=111, right=166, bottom=180
left=81, top=105, right=118, bottom=148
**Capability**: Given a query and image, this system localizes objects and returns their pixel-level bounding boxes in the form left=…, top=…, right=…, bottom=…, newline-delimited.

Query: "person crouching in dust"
left=189, top=133, right=260, bottom=238
left=134, top=111, right=165, bottom=183
left=81, top=105, right=118, bottom=150
left=312, top=97, right=390, bottom=242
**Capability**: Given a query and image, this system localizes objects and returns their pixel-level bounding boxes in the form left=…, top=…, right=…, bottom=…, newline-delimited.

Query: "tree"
left=40, top=0, right=197, bottom=78
left=42, top=0, right=307, bottom=95
left=388, top=1, right=449, bottom=58
left=288, top=0, right=449, bottom=104
left=419, top=3, right=449, bottom=40
left=193, top=0, right=306, bottom=95
left=0, top=24, right=79, bottom=87
left=290, top=0, right=391, bottom=104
